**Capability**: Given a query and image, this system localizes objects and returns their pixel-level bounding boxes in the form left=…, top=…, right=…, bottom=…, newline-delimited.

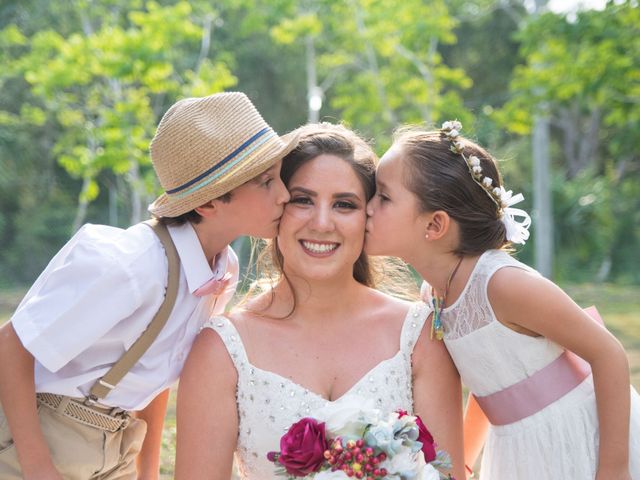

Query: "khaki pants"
left=0, top=399, right=146, bottom=479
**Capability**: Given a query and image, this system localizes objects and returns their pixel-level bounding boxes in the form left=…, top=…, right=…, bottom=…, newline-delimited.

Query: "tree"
left=497, top=0, right=640, bottom=281
left=1, top=1, right=237, bottom=231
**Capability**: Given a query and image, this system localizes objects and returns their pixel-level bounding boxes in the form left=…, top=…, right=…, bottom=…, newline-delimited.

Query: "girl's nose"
left=366, top=197, right=376, bottom=217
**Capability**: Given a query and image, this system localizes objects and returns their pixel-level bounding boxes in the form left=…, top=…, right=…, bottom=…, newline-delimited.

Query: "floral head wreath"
left=441, top=120, right=532, bottom=245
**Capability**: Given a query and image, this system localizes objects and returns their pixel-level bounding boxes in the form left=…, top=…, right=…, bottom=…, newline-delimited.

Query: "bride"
left=175, top=123, right=465, bottom=479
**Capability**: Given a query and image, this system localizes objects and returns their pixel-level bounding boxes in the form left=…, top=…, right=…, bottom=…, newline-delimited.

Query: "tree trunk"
left=351, top=0, right=397, bottom=126
left=71, top=176, right=92, bottom=233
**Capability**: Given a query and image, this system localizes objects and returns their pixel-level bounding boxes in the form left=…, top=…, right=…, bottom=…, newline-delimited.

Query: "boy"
left=0, top=92, right=297, bottom=479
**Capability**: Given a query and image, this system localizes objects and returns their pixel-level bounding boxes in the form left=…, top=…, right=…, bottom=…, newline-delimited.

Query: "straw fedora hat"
left=148, top=92, right=299, bottom=217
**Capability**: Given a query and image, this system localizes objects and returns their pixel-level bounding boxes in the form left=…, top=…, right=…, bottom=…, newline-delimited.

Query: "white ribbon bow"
left=499, top=189, right=531, bottom=245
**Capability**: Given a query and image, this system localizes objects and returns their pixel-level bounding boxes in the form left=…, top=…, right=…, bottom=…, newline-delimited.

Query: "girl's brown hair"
left=394, top=127, right=509, bottom=256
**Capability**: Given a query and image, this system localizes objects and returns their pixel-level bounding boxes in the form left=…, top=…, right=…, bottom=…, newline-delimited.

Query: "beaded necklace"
left=431, top=256, right=464, bottom=340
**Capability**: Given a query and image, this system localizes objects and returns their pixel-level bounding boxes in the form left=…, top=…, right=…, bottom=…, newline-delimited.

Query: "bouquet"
left=267, top=395, right=454, bottom=480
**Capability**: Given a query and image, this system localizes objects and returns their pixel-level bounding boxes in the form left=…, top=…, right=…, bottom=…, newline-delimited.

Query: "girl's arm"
left=489, top=268, right=632, bottom=479
left=413, top=323, right=467, bottom=480
left=463, top=392, right=490, bottom=472
left=0, top=323, right=62, bottom=480
left=175, top=328, right=238, bottom=479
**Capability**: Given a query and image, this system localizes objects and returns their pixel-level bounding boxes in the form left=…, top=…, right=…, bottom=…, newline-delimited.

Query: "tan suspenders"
left=85, top=219, right=180, bottom=405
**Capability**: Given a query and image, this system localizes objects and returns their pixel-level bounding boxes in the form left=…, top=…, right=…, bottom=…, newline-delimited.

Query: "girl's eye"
left=289, top=196, right=312, bottom=205
left=262, top=177, right=274, bottom=187
left=377, top=193, right=390, bottom=202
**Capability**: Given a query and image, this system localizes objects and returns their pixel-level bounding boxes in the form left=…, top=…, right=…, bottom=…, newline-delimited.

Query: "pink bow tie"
left=193, top=272, right=233, bottom=297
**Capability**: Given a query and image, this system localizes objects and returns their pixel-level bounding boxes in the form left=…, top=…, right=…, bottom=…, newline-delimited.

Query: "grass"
left=2, top=283, right=639, bottom=477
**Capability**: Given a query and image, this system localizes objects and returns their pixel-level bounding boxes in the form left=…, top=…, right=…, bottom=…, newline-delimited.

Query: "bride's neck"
left=272, top=273, right=365, bottom=323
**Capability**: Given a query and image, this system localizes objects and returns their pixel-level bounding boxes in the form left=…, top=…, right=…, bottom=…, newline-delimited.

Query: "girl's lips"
left=299, top=240, right=340, bottom=257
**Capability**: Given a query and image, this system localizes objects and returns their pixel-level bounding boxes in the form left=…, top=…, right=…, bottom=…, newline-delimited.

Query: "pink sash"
left=474, top=306, right=604, bottom=426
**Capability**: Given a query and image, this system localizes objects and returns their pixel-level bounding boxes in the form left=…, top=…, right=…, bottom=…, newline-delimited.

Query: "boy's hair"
left=155, top=191, right=232, bottom=226
left=394, top=126, right=509, bottom=256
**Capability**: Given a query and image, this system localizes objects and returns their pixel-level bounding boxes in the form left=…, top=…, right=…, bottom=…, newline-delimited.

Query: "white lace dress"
left=202, top=302, right=430, bottom=479
left=438, top=249, right=640, bottom=479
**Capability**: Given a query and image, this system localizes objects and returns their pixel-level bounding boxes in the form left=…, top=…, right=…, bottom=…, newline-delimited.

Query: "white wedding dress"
left=436, top=249, right=640, bottom=479
left=202, top=302, right=430, bottom=478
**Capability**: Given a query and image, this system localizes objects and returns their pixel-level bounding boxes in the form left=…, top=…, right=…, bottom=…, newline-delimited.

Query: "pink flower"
left=277, top=417, right=329, bottom=476
left=415, top=416, right=437, bottom=462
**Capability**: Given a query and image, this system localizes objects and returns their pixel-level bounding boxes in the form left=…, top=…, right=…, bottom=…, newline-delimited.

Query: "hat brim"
left=148, top=130, right=300, bottom=218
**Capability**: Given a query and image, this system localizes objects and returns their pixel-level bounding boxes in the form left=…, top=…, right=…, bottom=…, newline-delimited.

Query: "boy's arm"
left=135, top=388, right=170, bottom=480
left=0, top=323, right=62, bottom=480
left=463, top=392, right=490, bottom=471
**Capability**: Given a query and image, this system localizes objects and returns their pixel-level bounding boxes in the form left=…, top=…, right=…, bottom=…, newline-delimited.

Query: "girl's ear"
left=424, top=210, right=450, bottom=240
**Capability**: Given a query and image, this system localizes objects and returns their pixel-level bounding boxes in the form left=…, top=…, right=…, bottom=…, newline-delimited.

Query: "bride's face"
left=277, top=153, right=368, bottom=282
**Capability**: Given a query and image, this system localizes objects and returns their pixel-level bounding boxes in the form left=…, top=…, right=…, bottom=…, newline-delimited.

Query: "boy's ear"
left=424, top=210, right=450, bottom=240
left=194, top=200, right=218, bottom=218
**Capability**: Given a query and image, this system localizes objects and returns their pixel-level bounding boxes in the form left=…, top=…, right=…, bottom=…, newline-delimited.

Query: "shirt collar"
left=167, top=222, right=231, bottom=294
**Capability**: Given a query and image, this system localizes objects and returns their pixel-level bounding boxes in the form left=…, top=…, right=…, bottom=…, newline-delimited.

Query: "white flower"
left=380, top=449, right=416, bottom=474
left=419, top=464, right=440, bottom=480
left=472, top=165, right=482, bottom=175
left=469, top=155, right=480, bottom=167
left=314, top=394, right=380, bottom=437
left=441, top=121, right=453, bottom=130
left=482, top=177, right=493, bottom=187
left=314, top=470, right=350, bottom=480
left=314, top=470, right=351, bottom=480
left=492, top=187, right=501, bottom=197
left=448, top=129, right=459, bottom=138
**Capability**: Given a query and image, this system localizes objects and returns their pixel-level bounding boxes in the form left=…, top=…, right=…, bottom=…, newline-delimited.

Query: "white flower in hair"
left=441, top=119, right=532, bottom=245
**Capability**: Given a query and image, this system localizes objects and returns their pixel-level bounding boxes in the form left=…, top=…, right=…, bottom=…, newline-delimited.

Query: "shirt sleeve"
left=11, top=226, right=146, bottom=373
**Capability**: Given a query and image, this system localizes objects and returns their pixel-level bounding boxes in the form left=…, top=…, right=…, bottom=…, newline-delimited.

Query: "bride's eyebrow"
left=289, top=186, right=316, bottom=196
left=333, top=192, right=362, bottom=202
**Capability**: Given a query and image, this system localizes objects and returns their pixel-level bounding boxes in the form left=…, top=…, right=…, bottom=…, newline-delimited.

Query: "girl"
left=175, top=123, right=465, bottom=479
left=365, top=121, right=640, bottom=479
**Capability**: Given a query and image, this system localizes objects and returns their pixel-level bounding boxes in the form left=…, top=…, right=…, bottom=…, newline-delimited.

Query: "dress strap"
left=399, top=302, right=432, bottom=355
left=201, top=315, right=250, bottom=371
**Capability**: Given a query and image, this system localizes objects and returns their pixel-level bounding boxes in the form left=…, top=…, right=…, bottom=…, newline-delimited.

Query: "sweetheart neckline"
left=243, top=349, right=405, bottom=403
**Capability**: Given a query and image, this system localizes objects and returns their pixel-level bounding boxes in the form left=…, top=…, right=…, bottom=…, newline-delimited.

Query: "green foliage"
left=0, top=0, right=638, bottom=286
left=2, top=0, right=237, bottom=222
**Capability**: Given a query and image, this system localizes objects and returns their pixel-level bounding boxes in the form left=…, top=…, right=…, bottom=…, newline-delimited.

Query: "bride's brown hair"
left=246, top=123, right=417, bottom=317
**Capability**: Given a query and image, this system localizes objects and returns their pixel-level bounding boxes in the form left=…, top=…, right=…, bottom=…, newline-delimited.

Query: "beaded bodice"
left=202, top=302, right=430, bottom=479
